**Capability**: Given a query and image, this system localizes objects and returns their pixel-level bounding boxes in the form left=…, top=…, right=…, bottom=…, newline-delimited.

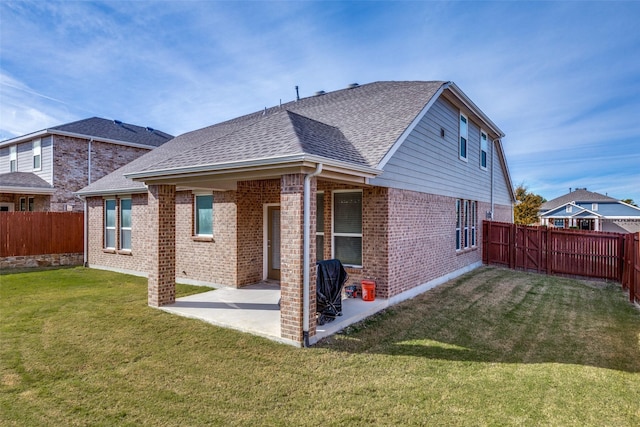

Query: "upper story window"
left=459, top=114, right=468, bottom=161
left=32, top=139, right=41, bottom=171
left=566, top=205, right=573, bottom=213
left=9, top=145, right=17, bottom=172
left=480, top=131, right=488, bottom=170
left=591, top=203, right=598, bottom=211
left=333, top=190, right=362, bottom=267
left=195, top=194, right=213, bottom=236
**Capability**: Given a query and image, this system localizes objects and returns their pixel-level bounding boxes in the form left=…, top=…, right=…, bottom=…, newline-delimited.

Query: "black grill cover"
left=316, top=259, right=348, bottom=325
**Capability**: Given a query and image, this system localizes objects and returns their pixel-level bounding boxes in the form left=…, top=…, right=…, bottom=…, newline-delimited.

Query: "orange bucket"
left=361, top=280, right=376, bottom=302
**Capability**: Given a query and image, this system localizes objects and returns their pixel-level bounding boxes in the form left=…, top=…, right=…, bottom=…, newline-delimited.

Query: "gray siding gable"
left=370, top=97, right=513, bottom=205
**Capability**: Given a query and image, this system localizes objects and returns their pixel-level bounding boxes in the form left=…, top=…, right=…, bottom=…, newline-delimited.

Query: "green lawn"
left=1, top=266, right=639, bottom=426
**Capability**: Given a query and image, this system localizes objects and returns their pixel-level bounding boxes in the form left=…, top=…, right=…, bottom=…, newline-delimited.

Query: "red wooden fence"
left=483, top=222, right=640, bottom=305
left=621, top=232, right=640, bottom=304
left=0, top=212, right=84, bottom=257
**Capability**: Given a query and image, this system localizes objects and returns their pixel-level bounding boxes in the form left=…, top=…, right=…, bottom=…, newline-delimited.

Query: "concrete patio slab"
left=159, top=281, right=389, bottom=346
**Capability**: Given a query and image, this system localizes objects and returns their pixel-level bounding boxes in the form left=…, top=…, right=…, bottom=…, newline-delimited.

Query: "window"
left=459, top=114, right=468, bottom=160
left=480, top=131, right=488, bottom=169
left=105, top=199, right=116, bottom=249
left=333, top=191, right=362, bottom=266
left=28, top=197, right=34, bottom=212
left=554, top=219, right=565, bottom=228
left=566, top=205, right=572, bottom=213
left=9, top=146, right=17, bottom=172
left=120, top=198, right=132, bottom=250
left=316, top=192, right=324, bottom=262
left=195, top=194, right=213, bottom=236
left=33, top=139, right=41, bottom=171
left=19, top=197, right=26, bottom=211
left=591, top=203, right=598, bottom=211
left=456, top=199, right=478, bottom=251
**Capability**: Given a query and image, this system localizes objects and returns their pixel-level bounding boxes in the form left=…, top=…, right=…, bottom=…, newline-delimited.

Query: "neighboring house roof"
left=0, top=117, right=173, bottom=149
left=540, top=188, right=617, bottom=211
left=0, top=172, right=55, bottom=194
left=540, top=200, right=640, bottom=219
left=77, top=81, right=509, bottom=197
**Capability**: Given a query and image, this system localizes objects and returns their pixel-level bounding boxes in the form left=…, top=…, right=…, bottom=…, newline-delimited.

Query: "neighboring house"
left=539, top=188, right=640, bottom=233
left=76, top=81, right=515, bottom=346
left=0, top=117, right=172, bottom=212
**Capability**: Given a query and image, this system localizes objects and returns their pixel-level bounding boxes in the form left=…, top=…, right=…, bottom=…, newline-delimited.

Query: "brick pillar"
left=280, top=174, right=317, bottom=344
left=147, top=184, right=176, bottom=307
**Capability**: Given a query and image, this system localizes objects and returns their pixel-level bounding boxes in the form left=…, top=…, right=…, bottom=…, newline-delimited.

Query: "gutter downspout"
left=302, top=163, right=323, bottom=347
left=88, top=138, right=93, bottom=184
left=76, top=194, right=88, bottom=267
left=491, top=138, right=498, bottom=220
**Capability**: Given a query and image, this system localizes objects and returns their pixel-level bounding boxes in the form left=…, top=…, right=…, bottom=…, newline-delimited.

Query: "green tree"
left=621, top=198, right=637, bottom=207
left=514, top=184, right=546, bottom=225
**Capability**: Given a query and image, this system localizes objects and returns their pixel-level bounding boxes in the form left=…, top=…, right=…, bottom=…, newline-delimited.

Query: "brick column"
left=280, top=174, right=317, bottom=344
left=147, top=184, right=176, bottom=307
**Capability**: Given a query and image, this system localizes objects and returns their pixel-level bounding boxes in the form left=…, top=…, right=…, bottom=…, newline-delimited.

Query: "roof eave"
left=124, top=154, right=382, bottom=182
left=0, top=129, right=164, bottom=150
left=75, top=186, right=149, bottom=198
left=0, top=186, right=56, bottom=195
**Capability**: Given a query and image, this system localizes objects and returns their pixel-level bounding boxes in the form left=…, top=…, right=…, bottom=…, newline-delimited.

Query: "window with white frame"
left=194, top=194, right=213, bottom=236
left=120, top=198, right=132, bottom=250
left=316, top=192, right=324, bottom=262
left=456, top=199, right=478, bottom=250
left=32, top=139, right=41, bottom=171
left=19, top=197, right=26, bottom=211
left=566, top=205, right=572, bottom=213
left=104, top=199, right=116, bottom=249
left=333, top=191, right=362, bottom=267
left=480, top=131, right=488, bottom=169
left=9, top=145, right=17, bottom=172
left=591, top=203, right=598, bottom=211
left=459, top=114, right=468, bottom=161
left=28, top=197, right=34, bottom=212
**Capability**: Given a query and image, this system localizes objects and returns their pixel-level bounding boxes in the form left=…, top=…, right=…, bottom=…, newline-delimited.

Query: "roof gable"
left=540, top=188, right=617, bottom=211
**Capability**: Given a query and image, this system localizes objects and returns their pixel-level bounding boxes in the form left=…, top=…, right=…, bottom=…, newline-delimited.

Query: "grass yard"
left=1, top=266, right=639, bottom=426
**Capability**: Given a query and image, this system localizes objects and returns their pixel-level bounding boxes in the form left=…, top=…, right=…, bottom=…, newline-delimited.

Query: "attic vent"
left=314, top=90, right=326, bottom=96
left=113, top=119, right=123, bottom=125
left=347, top=83, right=359, bottom=89
left=146, top=127, right=154, bottom=132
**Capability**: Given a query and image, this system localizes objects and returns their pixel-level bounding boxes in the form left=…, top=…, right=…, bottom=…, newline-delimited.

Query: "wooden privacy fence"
left=483, top=221, right=640, bottom=304
left=0, top=212, right=83, bottom=257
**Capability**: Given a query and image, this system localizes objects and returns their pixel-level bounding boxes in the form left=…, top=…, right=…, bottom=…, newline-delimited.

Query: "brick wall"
left=236, top=180, right=280, bottom=286
left=147, top=185, right=176, bottom=307
left=0, top=194, right=50, bottom=211
left=52, top=136, right=149, bottom=212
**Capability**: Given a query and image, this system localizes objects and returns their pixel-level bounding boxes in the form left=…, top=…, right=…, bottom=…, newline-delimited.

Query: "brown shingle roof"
left=540, top=188, right=617, bottom=211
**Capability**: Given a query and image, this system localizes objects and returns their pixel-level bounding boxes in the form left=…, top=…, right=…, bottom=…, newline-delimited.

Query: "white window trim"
left=459, top=113, right=468, bottom=162
left=331, top=189, right=363, bottom=268
left=456, top=199, right=462, bottom=251
left=592, top=203, right=598, bottom=211
left=9, top=145, right=17, bottom=172
left=119, top=198, right=132, bottom=251
left=0, top=202, right=14, bottom=211
left=32, top=139, right=42, bottom=171
left=193, top=192, right=213, bottom=237
left=480, top=130, right=488, bottom=170
left=566, top=205, right=573, bottom=213
left=104, top=198, right=116, bottom=249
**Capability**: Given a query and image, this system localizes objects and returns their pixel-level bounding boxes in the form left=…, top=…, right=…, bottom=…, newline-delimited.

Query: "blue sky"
left=1, top=0, right=639, bottom=203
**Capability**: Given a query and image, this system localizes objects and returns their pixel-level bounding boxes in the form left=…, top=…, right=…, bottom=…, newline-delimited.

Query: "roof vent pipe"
left=295, top=85, right=300, bottom=101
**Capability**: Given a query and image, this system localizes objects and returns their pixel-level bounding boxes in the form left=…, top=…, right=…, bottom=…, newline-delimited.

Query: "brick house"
left=77, top=81, right=515, bottom=346
left=539, top=188, right=640, bottom=233
left=0, top=117, right=172, bottom=212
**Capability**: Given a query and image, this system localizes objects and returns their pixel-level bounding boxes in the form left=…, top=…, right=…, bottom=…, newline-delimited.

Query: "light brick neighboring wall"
left=52, top=136, right=149, bottom=212
left=147, top=185, right=176, bottom=307
left=236, top=180, right=280, bottom=286
left=0, top=194, right=50, bottom=211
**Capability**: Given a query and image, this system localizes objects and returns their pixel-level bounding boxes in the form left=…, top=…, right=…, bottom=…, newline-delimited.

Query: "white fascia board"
left=0, top=130, right=158, bottom=150
left=74, top=187, right=148, bottom=198
left=124, top=154, right=381, bottom=182
left=0, top=186, right=56, bottom=195
left=377, top=82, right=449, bottom=170
left=448, top=83, right=505, bottom=138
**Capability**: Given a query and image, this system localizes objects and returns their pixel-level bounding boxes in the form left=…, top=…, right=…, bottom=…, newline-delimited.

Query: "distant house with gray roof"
left=539, top=188, right=640, bottom=233
left=77, top=81, right=515, bottom=346
left=0, top=117, right=172, bottom=212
